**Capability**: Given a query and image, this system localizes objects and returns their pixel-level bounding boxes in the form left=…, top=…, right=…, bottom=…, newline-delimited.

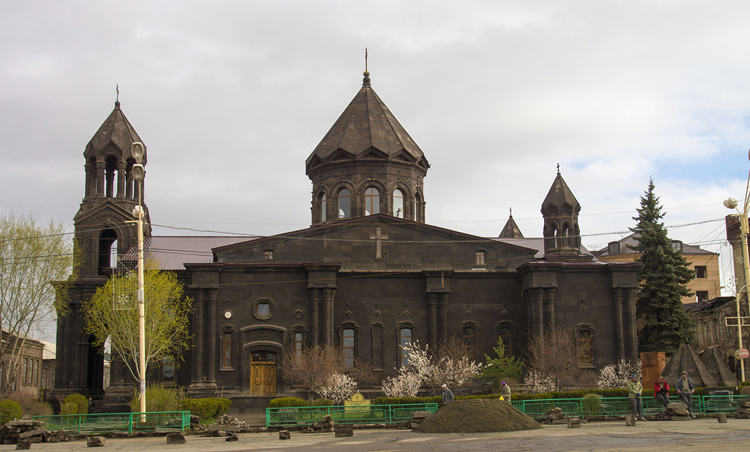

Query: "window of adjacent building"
left=162, top=356, right=175, bottom=385
left=264, top=250, right=273, bottom=260
left=475, top=251, right=486, bottom=265
left=343, top=328, right=355, bottom=367
left=671, top=241, right=683, bottom=252
left=294, top=332, right=303, bottom=364
left=577, top=330, right=593, bottom=365
left=696, top=291, right=709, bottom=302
left=338, top=189, right=351, bottom=218
left=223, top=332, right=232, bottom=368
left=608, top=242, right=620, bottom=255
left=319, top=194, right=327, bottom=223
left=393, top=189, right=404, bottom=218
left=0, top=362, right=3, bottom=389
left=400, top=328, right=413, bottom=367
left=462, top=327, right=476, bottom=361
left=33, top=359, right=38, bottom=386
left=256, top=302, right=270, bottom=317
left=695, top=266, right=708, bottom=278
left=23, top=358, right=28, bottom=385
left=364, top=187, right=380, bottom=215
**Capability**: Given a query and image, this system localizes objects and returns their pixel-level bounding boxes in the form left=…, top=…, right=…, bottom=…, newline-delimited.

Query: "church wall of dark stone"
left=53, top=70, right=641, bottom=411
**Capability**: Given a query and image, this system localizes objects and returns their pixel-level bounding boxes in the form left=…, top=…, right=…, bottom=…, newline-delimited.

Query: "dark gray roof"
left=305, top=72, right=428, bottom=172
left=122, top=236, right=256, bottom=270
left=492, top=237, right=593, bottom=259
left=593, top=233, right=717, bottom=258
left=541, top=172, right=580, bottom=215
left=660, top=344, right=718, bottom=387
left=84, top=101, right=145, bottom=161
left=683, top=296, right=736, bottom=313
left=699, top=347, right=739, bottom=386
left=499, top=214, right=524, bottom=238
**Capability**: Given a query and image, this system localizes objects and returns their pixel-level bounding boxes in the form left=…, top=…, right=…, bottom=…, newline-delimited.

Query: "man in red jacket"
left=654, top=375, right=670, bottom=408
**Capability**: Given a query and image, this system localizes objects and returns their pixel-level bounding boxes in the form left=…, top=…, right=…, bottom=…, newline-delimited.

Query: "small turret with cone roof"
left=541, top=165, right=581, bottom=256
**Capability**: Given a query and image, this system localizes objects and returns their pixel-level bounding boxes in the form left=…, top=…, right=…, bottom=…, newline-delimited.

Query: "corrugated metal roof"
left=593, top=233, right=716, bottom=258
left=122, top=236, right=258, bottom=270
left=492, top=237, right=593, bottom=259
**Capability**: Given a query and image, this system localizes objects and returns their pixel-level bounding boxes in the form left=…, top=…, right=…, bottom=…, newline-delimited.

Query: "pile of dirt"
left=413, top=399, right=542, bottom=433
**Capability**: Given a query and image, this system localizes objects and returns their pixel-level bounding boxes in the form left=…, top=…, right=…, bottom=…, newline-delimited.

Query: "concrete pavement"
left=10, top=418, right=750, bottom=452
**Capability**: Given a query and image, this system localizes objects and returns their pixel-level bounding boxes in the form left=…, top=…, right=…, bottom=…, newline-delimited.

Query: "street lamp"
left=722, top=148, right=750, bottom=383
left=130, top=142, right=147, bottom=414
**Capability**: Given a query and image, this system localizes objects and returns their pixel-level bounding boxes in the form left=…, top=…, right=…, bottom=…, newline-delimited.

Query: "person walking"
left=654, top=375, right=670, bottom=408
left=500, top=382, right=512, bottom=402
left=676, top=371, right=696, bottom=418
left=441, top=384, right=454, bottom=406
left=627, top=374, right=646, bottom=421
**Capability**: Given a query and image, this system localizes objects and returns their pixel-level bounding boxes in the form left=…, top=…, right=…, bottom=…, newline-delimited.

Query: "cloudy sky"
left=2, top=1, right=750, bottom=305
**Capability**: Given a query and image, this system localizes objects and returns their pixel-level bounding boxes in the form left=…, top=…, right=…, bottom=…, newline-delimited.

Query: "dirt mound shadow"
left=414, top=399, right=542, bottom=433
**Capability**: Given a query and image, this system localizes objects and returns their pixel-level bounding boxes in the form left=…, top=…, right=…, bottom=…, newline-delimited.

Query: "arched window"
left=364, top=187, right=380, bottom=215
left=393, top=189, right=404, bottom=218
left=161, top=356, right=176, bottom=385
left=338, top=189, right=351, bottom=218
left=222, top=332, right=233, bottom=369
left=400, top=328, right=413, bottom=367
left=319, top=194, right=327, bottom=222
left=576, top=329, right=593, bottom=366
left=462, top=327, right=476, bottom=361
left=343, top=328, right=355, bottom=367
left=562, top=223, right=570, bottom=247
left=497, top=324, right=514, bottom=357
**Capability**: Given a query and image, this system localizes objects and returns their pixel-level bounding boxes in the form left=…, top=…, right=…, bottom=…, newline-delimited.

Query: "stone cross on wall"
left=369, top=228, right=388, bottom=259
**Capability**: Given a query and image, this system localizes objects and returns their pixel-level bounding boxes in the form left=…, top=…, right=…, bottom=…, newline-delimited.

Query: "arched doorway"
left=249, top=351, right=277, bottom=397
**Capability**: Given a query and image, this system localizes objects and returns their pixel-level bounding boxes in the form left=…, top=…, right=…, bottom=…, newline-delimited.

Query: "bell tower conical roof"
left=85, top=100, right=147, bottom=164
left=307, top=70, right=429, bottom=225
left=541, top=168, right=582, bottom=255
left=499, top=209, right=524, bottom=238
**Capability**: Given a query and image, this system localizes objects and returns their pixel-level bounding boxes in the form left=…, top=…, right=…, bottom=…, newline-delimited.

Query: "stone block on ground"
left=166, top=433, right=185, bottom=444
left=672, top=415, right=690, bottom=421
left=335, top=427, right=353, bottom=437
left=410, top=422, right=421, bottom=429
left=27, top=437, right=41, bottom=444
left=279, top=430, right=290, bottom=440
left=86, top=436, right=105, bottom=447
left=322, top=415, right=332, bottom=423
left=412, top=411, right=431, bottom=419
left=717, top=413, right=728, bottom=423
left=567, top=418, right=581, bottom=428
left=15, top=439, right=30, bottom=450
left=667, top=402, right=687, bottom=410
left=625, top=414, right=636, bottom=426
left=18, top=429, right=45, bottom=440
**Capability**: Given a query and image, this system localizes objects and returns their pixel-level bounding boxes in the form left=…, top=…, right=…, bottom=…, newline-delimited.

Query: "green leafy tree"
left=0, top=213, right=77, bottom=395
left=630, top=179, right=695, bottom=353
left=82, top=266, right=193, bottom=383
left=476, top=337, right=524, bottom=392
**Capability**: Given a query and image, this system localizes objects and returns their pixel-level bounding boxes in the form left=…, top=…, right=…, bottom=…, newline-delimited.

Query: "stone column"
left=84, top=163, right=94, bottom=198
left=309, top=288, right=321, bottom=346
left=427, top=292, right=439, bottom=347
left=126, top=168, right=133, bottom=200
left=623, top=288, right=639, bottom=361
left=438, top=292, right=449, bottom=345
left=611, top=288, right=625, bottom=360
left=116, top=161, right=126, bottom=198
left=526, top=288, right=545, bottom=339
left=191, top=289, right=205, bottom=382
left=321, top=288, right=336, bottom=346
left=95, top=161, right=105, bottom=197
left=205, top=287, right=218, bottom=383
left=543, top=288, right=557, bottom=331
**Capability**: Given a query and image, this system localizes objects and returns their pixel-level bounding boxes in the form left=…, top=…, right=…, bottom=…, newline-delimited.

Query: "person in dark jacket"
left=675, top=371, right=696, bottom=418
left=654, top=375, right=670, bottom=408
left=441, top=384, right=454, bottom=405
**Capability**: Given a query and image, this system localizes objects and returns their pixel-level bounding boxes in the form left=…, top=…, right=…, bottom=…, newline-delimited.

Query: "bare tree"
left=526, top=327, right=580, bottom=391
left=279, top=344, right=346, bottom=401
left=428, top=338, right=482, bottom=394
left=0, top=213, right=76, bottom=396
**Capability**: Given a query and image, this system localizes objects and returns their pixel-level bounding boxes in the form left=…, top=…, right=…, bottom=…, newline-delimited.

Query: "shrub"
left=180, top=398, right=231, bottom=419
left=372, top=396, right=442, bottom=406
left=129, top=383, right=186, bottom=413
left=582, top=393, right=603, bottom=418
left=10, top=392, right=52, bottom=417
left=62, top=393, right=88, bottom=415
left=312, top=398, right=333, bottom=406
left=269, top=397, right=308, bottom=408
left=60, top=402, right=77, bottom=415
left=0, top=399, right=23, bottom=424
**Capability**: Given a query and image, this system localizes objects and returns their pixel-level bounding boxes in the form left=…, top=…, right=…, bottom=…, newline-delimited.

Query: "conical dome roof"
left=499, top=210, right=524, bottom=238
left=699, top=347, right=739, bottom=386
left=305, top=72, right=428, bottom=173
left=660, top=344, right=718, bottom=387
left=84, top=101, right=145, bottom=162
left=541, top=171, right=580, bottom=215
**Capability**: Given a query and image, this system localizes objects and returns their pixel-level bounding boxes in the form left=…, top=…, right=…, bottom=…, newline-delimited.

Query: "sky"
left=3, top=1, right=750, bottom=332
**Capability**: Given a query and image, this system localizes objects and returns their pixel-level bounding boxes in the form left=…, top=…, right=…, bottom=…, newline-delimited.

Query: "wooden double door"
left=249, top=351, right=276, bottom=397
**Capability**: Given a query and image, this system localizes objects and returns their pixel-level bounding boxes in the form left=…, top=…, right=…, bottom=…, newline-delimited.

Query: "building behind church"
left=54, top=70, right=640, bottom=411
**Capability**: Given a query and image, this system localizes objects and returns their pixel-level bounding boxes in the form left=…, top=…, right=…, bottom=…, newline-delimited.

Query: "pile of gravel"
left=413, top=399, right=542, bottom=433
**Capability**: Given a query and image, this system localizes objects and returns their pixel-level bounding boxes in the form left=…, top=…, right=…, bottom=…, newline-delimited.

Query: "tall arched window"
left=364, top=187, right=380, bottom=215
left=393, top=189, right=404, bottom=218
left=222, top=332, right=233, bottom=369
left=319, top=194, right=327, bottom=222
left=497, top=326, right=513, bottom=357
left=294, top=332, right=303, bottom=364
left=462, top=327, right=476, bottom=361
left=338, top=189, right=351, bottom=218
left=98, top=229, right=118, bottom=274
left=400, top=328, right=413, bottom=367
left=562, top=223, right=570, bottom=247
left=577, top=329, right=593, bottom=365
left=343, top=328, right=355, bottom=367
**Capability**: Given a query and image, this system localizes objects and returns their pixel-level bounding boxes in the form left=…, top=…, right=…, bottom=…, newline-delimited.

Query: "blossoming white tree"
left=596, top=358, right=642, bottom=389
left=318, top=372, right=357, bottom=403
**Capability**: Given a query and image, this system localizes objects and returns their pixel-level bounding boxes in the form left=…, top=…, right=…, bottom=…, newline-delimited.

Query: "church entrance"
left=249, top=351, right=277, bottom=397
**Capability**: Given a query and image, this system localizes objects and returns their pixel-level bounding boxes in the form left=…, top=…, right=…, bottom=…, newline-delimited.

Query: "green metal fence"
left=266, top=403, right=438, bottom=427
left=32, top=411, right=190, bottom=434
left=511, top=395, right=748, bottom=419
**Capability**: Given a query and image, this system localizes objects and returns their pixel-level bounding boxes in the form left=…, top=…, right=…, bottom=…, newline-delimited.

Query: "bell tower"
left=541, top=168, right=581, bottom=256
left=74, top=99, right=151, bottom=276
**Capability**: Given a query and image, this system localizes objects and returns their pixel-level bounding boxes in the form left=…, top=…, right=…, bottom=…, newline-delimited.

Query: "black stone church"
left=54, top=70, right=640, bottom=411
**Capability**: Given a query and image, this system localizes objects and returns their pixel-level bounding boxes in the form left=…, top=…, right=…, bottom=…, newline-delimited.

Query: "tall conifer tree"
left=630, top=179, right=695, bottom=354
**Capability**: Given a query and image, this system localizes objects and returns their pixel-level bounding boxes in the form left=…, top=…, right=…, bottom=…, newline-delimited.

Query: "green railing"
left=511, top=395, right=749, bottom=419
left=33, top=411, right=190, bottom=434
left=266, top=403, right=438, bottom=427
